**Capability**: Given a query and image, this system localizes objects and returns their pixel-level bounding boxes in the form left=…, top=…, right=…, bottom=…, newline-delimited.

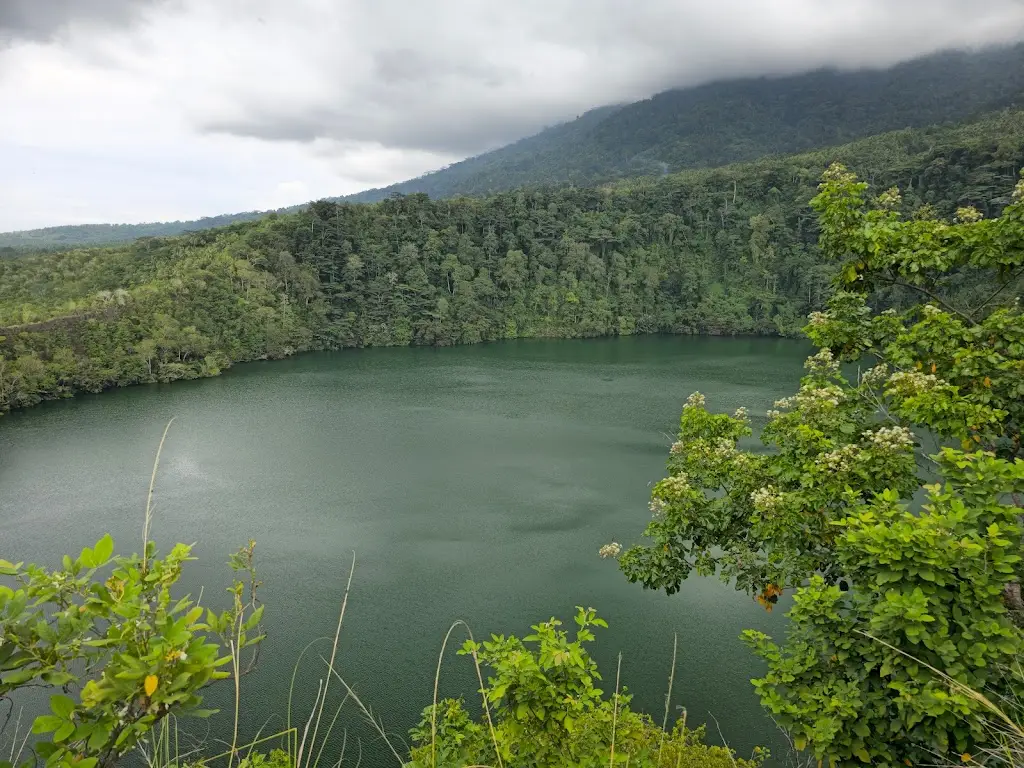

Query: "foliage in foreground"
left=0, top=536, right=263, bottom=768
left=618, top=166, right=1024, bottom=764
left=408, top=608, right=764, bottom=768
left=2, top=533, right=749, bottom=768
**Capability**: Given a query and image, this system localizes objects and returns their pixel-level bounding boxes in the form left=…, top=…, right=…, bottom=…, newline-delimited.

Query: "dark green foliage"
left=348, top=44, right=1024, bottom=202
left=1, top=111, right=1023, bottom=413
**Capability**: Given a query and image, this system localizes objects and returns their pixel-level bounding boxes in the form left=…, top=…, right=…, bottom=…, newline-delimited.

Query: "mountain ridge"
left=3, top=42, right=1024, bottom=250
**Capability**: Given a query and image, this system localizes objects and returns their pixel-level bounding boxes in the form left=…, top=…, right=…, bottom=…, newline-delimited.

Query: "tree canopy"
left=618, top=165, right=1024, bottom=764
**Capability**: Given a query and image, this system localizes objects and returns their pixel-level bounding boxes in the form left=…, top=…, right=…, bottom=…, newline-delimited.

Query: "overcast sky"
left=3, top=0, right=1024, bottom=232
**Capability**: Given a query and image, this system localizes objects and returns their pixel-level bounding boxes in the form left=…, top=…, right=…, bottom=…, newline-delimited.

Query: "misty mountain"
left=344, top=43, right=1024, bottom=202
left=3, top=42, right=1024, bottom=251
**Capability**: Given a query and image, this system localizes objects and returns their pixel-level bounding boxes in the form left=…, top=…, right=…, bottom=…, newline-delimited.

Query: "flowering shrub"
left=617, top=166, right=1024, bottom=764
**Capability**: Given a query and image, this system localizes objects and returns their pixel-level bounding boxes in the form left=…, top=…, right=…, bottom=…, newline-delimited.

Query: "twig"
left=658, top=634, right=679, bottom=767
left=885, top=277, right=976, bottom=326
left=323, top=665, right=405, bottom=765
left=142, top=417, right=175, bottom=574
left=306, top=552, right=356, bottom=768
left=296, top=680, right=325, bottom=768
left=610, top=652, right=622, bottom=768
left=708, top=712, right=738, bottom=768
left=970, top=267, right=1024, bottom=318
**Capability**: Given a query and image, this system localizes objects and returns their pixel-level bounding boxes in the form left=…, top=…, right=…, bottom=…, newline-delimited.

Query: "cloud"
left=179, top=0, right=1024, bottom=155
left=1, top=0, right=1024, bottom=230
left=0, top=0, right=171, bottom=44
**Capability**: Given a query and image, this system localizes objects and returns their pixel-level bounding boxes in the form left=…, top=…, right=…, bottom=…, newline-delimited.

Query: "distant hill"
left=0, top=209, right=294, bottom=253
left=3, top=42, right=1024, bottom=250
left=344, top=43, right=1024, bottom=202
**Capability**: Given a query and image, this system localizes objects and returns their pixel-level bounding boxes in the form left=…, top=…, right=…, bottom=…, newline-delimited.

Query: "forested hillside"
left=0, top=109, right=1022, bottom=411
left=0, top=209, right=289, bottom=253
left=346, top=43, right=1024, bottom=201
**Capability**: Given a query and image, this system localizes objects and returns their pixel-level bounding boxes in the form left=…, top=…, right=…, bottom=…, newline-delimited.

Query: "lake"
left=0, top=335, right=810, bottom=766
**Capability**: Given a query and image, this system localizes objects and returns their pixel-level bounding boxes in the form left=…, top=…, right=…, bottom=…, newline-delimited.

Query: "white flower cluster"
left=868, top=426, right=915, bottom=451
left=955, top=206, right=983, bottom=223
left=599, top=542, right=622, bottom=559
left=808, top=311, right=830, bottom=327
left=750, top=485, right=783, bottom=513
left=887, top=371, right=939, bottom=396
left=649, top=497, right=667, bottom=517
left=860, top=364, right=890, bottom=388
left=712, top=437, right=736, bottom=461
left=685, top=392, right=706, bottom=409
left=805, top=348, right=839, bottom=375
left=819, top=444, right=860, bottom=473
left=822, top=164, right=857, bottom=184
left=670, top=441, right=685, bottom=455
left=1014, top=178, right=1024, bottom=202
left=659, top=473, right=692, bottom=497
left=877, top=187, right=902, bottom=209
left=789, top=384, right=845, bottom=414
left=733, top=406, right=749, bottom=422
left=921, top=304, right=944, bottom=318
left=766, top=409, right=782, bottom=420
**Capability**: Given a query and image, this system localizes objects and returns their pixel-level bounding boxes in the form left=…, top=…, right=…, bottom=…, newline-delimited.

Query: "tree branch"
left=885, top=276, right=976, bottom=326
left=969, top=266, right=1024, bottom=319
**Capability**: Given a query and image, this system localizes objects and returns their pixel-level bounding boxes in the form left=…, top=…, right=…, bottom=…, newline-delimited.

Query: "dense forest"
left=0, top=109, right=1022, bottom=412
left=4, top=44, right=1024, bottom=252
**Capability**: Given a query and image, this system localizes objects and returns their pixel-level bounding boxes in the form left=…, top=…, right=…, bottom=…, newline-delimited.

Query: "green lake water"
left=0, top=335, right=811, bottom=766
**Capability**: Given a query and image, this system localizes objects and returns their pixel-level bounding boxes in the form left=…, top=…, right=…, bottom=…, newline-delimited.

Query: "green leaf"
left=88, top=726, right=111, bottom=751
left=50, top=694, right=75, bottom=719
left=53, top=722, right=74, bottom=743
left=94, top=534, right=114, bottom=564
left=32, top=716, right=63, bottom=734
left=184, top=709, right=220, bottom=719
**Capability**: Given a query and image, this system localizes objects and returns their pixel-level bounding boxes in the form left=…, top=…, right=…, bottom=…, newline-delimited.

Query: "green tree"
left=617, top=166, right=1024, bottom=764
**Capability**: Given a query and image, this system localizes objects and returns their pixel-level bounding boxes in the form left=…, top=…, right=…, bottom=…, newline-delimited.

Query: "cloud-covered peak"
left=2, top=0, right=1024, bottom=230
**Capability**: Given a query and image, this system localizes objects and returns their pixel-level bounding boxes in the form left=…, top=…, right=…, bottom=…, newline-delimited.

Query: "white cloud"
left=2, top=0, right=1024, bottom=230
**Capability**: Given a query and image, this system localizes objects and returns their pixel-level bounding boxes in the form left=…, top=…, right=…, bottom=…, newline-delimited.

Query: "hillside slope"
left=0, top=209, right=292, bottom=254
left=0, top=109, right=1022, bottom=412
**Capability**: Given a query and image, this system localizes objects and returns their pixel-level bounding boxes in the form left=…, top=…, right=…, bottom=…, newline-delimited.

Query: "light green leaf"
left=50, top=694, right=75, bottom=719
left=94, top=534, right=114, bottom=564
left=31, top=715, right=63, bottom=734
